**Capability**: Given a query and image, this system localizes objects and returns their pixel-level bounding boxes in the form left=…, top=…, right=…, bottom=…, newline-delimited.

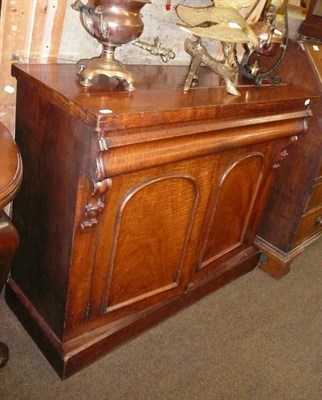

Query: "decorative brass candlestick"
left=72, top=0, right=151, bottom=90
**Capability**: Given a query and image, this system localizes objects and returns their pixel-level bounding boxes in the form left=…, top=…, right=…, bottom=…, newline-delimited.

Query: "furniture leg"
left=0, top=211, right=19, bottom=367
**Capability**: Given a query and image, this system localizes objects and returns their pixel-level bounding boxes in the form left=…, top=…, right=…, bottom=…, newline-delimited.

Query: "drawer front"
left=305, top=182, right=322, bottom=212
left=293, top=207, right=322, bottom=246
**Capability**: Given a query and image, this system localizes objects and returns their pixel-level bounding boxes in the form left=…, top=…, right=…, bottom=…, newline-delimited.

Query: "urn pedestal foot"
left=77, top=51, right=135, bottom=91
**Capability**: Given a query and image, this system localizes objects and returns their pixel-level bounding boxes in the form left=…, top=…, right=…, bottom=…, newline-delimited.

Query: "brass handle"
left=315, top=216, right=322, bottom=226
left=71, top=0, right=103, bottom=15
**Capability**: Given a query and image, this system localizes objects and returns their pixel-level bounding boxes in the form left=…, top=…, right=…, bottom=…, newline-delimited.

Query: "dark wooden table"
left=0, top=122, right=22, bottom=367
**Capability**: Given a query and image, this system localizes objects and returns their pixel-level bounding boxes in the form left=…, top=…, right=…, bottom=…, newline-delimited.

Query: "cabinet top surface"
left=12, top=42, right=319, bottom=131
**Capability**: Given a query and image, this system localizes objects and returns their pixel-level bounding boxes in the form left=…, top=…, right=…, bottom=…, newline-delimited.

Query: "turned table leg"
left=0, top=342, right=9, bottom=368
left=0, top=211, right=19, bottom=367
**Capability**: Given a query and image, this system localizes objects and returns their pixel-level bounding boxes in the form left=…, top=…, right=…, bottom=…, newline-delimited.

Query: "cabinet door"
left=192, top=145, right=272, bottom=282
left=75, top=142, right=274, bottom=334
left=83, top=155, right=217, bottom=331
left=101, top=174, right=198, bottom=311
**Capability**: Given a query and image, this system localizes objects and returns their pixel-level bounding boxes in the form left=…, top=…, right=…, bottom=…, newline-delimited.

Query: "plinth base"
left=6, top=247, right=260, bottom=379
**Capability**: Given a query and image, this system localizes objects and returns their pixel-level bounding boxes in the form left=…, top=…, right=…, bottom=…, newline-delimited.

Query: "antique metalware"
left=236, top=0, right=289, bottom=85
left=183, top=37, right=240, bottom=95
left=252, top=4, right=284, bottom=57
left=176, top=1, right=259, bottom=95
left=133, top=37, right=176, bottom=63
left=72, top=0, right=150, bottom=90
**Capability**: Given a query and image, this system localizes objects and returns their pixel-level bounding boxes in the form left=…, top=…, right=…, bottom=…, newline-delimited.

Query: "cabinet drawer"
left=293, top=207, right=322, bottom=246
left=305, top=182, right=322, bottom=212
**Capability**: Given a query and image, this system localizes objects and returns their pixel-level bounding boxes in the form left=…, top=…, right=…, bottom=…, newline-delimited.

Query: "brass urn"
left=72, top=0, right=151, bottom=90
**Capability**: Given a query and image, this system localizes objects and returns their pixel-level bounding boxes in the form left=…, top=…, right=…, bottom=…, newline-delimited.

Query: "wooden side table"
left=0, top=122, right=22, bottom=367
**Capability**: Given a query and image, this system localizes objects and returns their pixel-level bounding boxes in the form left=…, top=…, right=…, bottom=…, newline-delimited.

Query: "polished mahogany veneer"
left=6, top=41, right=319, bottom=378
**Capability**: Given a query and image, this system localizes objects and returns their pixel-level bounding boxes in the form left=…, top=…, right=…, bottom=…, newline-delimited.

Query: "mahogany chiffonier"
left=6, top=41, right=319, bottom=378
left=257, top=42, right=322, bottom=278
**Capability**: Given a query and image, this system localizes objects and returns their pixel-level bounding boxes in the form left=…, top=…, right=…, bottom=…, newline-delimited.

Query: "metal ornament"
left=183, top=38, right=241, bottom=95
left=236, top=0, right=289, bottom=86
left=176, top=2, right=259, bottom=95
left=71, top=0, right=151, bottom=91
left=133, top=37, right=176, bottom=63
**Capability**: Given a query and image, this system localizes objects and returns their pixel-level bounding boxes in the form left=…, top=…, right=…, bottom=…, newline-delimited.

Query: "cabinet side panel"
left=10, top=81, right=91, bottom=338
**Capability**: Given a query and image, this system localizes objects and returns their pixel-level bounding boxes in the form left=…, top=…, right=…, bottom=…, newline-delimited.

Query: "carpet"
left=1, top=237, right=321, bottom=400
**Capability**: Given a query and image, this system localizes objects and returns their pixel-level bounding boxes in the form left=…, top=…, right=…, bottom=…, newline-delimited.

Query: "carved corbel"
left=80, top=136, right=111, bottom=229
left=81, top=178, right=112, bottom=229
left=272, top=135, right=298, bottom=169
